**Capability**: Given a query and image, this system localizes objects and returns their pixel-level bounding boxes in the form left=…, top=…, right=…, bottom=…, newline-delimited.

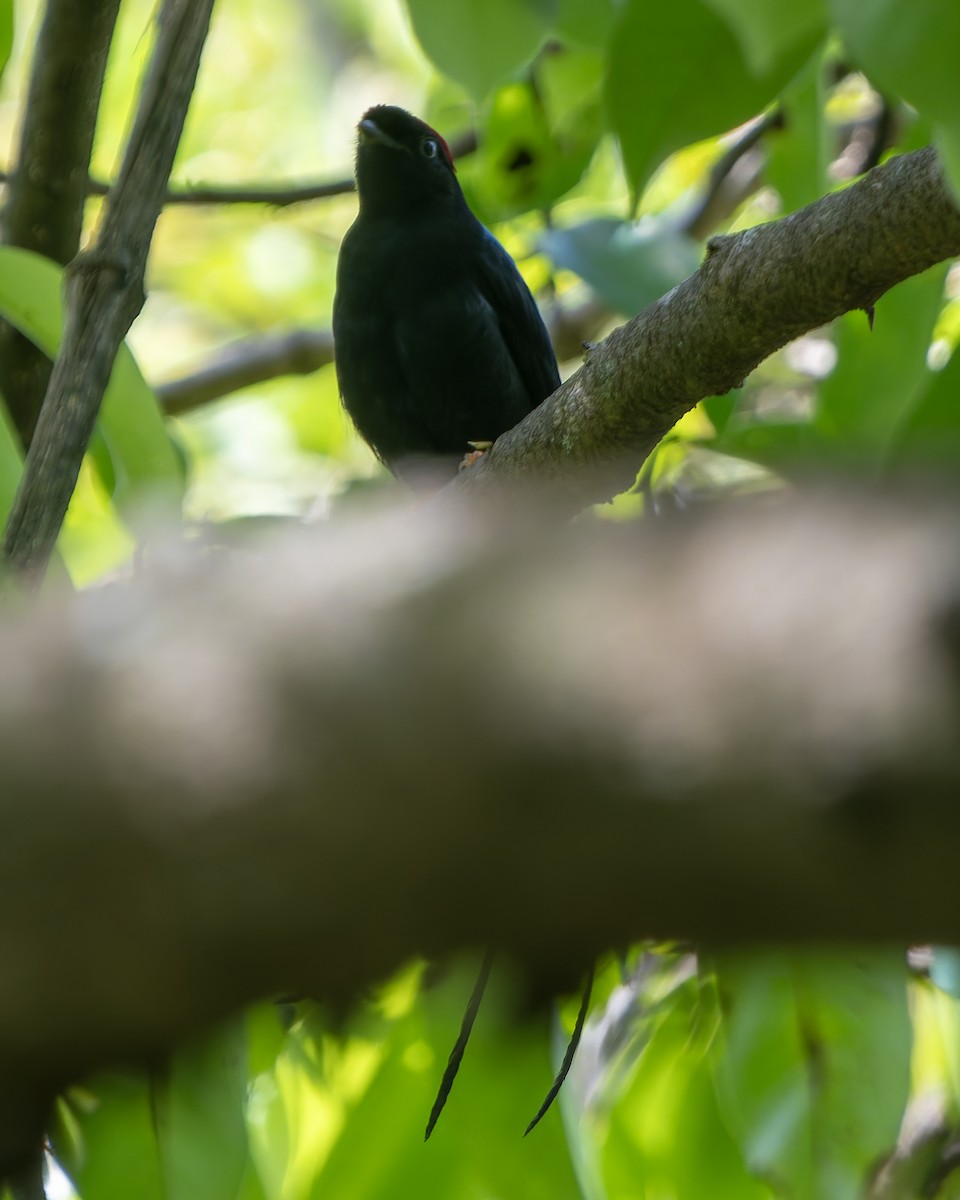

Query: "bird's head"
left=353, top=105, right=462, bottom=215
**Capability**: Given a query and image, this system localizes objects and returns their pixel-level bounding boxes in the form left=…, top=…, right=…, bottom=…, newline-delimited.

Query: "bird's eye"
left=421, top=137, right=438, bottom=159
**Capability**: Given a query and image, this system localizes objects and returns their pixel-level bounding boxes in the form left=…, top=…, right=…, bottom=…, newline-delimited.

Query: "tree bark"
left=450, top=146, right=960, bottom=515
left=0, top=491, right=958, bottom=1167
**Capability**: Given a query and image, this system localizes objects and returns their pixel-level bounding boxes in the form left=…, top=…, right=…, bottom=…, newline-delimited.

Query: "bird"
left=334, top=105, right=584, bottom=1138
left=332, top=104, right=560, bottom=483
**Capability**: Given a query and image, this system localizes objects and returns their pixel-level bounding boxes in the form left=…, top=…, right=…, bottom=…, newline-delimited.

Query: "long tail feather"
left=424, top=949, right=495, bottom=1140
left=524, top=965, right=594, bottom=1136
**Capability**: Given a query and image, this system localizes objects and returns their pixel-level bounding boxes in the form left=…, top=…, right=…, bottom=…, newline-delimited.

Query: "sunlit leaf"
left=598, top=972, right=773, bottom=1200
left=464, top=76, right=600, bottom=220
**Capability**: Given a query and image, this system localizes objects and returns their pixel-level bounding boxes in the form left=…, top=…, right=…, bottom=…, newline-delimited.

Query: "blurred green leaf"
left=554, top=0, right=616, bottom=49
left=702, top=0, right=827, bottom=76
left=712, top=418, right=822, bottom=475
left=56, top=1075, right=165, bottom=1200
left=890, top=343, right=960, bottom=470
left=599, top=973, right=773, bottom=1200
left=0, top=404, right=22, bottom=530
left=542, top=217, right=701, bottom=315
left=153, top=1019, right=258, bottom=1200
left=606, top=0, right=823, bottom=198
left=937, top=127, right=960, bottom=202
left=711, top=950, right=911, bottom=1200
left=0, top=0, right=12, bottom=84
left=766, top=47, right=830, bottom=213
left=816, top=262, right=948, bottom=460
left=465, top=74, right=600, bottom=219
left=829, top=0, right=960, bottom=192
left=404, top=0, right=557, bottom=101
left=0, top=247, right=183, bottom=515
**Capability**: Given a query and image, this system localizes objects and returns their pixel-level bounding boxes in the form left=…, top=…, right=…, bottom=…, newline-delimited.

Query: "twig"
left=0, top=131, right=477, bottom=209
left=2, top=0, right=216, bottom=582
left=684, top=107, right=784, bottom=240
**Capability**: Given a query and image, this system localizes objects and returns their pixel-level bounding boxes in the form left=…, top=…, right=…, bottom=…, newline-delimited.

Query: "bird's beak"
left=358, top=119, right=405, bottom=151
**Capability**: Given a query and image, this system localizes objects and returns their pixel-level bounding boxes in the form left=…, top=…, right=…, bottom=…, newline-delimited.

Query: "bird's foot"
left=459, top=440, right=494, bottom=471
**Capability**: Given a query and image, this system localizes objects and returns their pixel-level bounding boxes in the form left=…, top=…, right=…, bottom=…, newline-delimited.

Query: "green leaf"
left=0, top=405, right=23, bottom=530
left=712, top=950, right=911, bottom=1200
left=816, top=262, right=948, bottom=462
left=713, top=419, right=823, bottom=475
left=55, top=1075, right=165, bottom=1200
left=829, top=0, right=960, bottom=191
left=765, top=46, right=830, bottom=213
left=606, top=0, right=824, bottom=197
left=890, top=342, right=960, bottom=470
left=599, top=972, right=773, bottom=1200
left=702, top=0, right=827, bottom=76
left=935, top=125, right=960, bottom=205
left=463, top=74, right=601, bottom=219
left=153, top=1019, right=258, bottom=1200
left=404, top=0, right=556, bottom=101
left=0, top=0, right=13, bottom=83
left=554, top=0, right=616, bottom=49
left=0, top=247, right=183, bottom=518
left=541, top=217, right=701, bottom=316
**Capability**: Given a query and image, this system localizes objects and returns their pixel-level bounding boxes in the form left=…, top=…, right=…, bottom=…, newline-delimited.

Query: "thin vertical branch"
left=2, top=0, right=217, bottom=582
left=0, top=0, right=122, bottom=447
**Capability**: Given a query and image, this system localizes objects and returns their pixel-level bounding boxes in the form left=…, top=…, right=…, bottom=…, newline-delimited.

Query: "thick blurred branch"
left=0, top=491, right=960, bottom=1167
left=2, top=0, right=216, bottom=582
left=0, top=0, right=121, bottom=447
left=451, top=146, right=960, bottom=515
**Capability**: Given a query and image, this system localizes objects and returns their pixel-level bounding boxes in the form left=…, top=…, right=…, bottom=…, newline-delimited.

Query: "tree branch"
left=0, top=490, right=959, bottom=1168
left=1, top=0, right=216, bottom=583
left=450, top=146, right=960, bottom=515
left=0, top=0, right=122, bottom=447
left=157, top=328, right=335, bottom=414
left=153, top=301, right=611, bottom=416
left=0, top=131, right=478, bottom=210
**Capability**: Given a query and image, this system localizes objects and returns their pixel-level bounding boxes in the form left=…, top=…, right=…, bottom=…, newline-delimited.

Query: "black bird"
left=332, top=104, right=560, bottom=481
left=335, top=105, right=584, bottom=1138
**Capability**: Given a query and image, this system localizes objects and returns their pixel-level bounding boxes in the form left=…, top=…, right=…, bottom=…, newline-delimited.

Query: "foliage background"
left=0, top=0, right=959, bottom=1196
